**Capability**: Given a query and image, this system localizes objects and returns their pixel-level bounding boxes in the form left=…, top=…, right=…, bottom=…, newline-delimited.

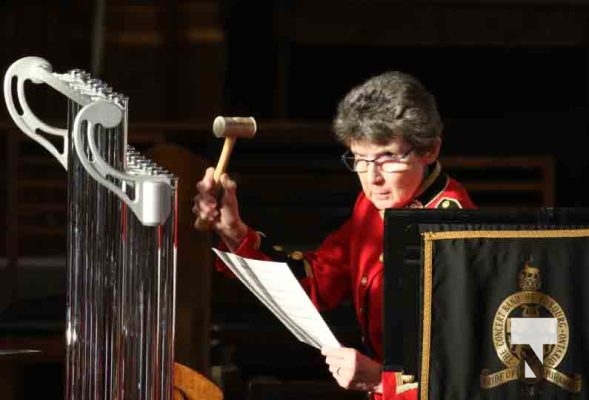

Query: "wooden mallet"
left=194, top=116, right=257, bottom=230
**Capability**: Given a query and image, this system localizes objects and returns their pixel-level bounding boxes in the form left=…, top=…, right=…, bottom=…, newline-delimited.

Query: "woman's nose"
left=366, top=162, right=383, bottom=184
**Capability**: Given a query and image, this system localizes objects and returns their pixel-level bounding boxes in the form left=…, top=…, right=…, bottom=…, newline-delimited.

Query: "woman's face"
left=349, top=138, right=439, bottom=210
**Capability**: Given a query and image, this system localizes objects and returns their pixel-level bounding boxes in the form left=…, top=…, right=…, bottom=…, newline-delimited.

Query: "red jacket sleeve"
left=213, top=218, right=354, bottom=311
left=301, top=218, right=353, bottom=310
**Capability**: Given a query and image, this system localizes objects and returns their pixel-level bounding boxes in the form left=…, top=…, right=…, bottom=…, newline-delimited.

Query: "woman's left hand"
left=321, top=346, right=382, bottom=392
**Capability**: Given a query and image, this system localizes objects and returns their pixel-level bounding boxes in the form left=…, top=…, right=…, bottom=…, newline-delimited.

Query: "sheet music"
left=213, top=248, right=340, bottom=349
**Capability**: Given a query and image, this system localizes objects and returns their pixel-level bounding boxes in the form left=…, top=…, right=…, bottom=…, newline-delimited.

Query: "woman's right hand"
left=192, top=167, right=248, bottom=249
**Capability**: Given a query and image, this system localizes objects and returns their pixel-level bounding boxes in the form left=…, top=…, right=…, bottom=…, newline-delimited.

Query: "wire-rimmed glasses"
left=341, top=147, right=414, bottom=173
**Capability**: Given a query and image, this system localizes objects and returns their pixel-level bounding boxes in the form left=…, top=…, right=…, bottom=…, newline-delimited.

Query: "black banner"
left=383, top=209, right=589, bottom=400
left=422, top=228, right=588, bottom=400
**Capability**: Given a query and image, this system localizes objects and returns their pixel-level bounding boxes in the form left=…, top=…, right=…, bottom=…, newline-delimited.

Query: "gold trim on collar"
left=303, top=259, right=314, bottom=278
left=420, top=228, right=589, bottom=400
left=414, top=161, right=441, bottom=200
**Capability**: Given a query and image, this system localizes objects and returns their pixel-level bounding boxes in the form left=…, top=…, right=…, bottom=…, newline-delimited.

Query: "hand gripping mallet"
left=194, top=116, right=257, bottom=230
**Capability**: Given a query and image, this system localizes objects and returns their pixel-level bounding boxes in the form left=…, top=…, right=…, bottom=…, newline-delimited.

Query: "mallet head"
left=213, top=116, right=257, bottom=139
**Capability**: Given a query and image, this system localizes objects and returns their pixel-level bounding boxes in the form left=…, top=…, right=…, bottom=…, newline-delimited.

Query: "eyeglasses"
left=340, top=147, right=414, bottom=173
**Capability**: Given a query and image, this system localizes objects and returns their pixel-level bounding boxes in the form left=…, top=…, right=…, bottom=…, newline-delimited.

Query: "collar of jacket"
left=413, top=161, right=448, bottom=206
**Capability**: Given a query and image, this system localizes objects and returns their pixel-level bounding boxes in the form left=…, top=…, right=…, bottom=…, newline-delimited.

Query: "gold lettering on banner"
left=481, top=366, right=581, bottom=393
left=480, top=261, right=581, bottom=394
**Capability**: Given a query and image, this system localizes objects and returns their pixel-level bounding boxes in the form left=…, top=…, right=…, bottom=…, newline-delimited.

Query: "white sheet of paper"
left=213, top=249, right=314, bottom=346
left=213, top=248, right=340, bottom=349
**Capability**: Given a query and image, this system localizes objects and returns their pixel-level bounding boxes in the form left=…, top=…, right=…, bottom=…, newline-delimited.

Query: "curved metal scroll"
left=72, top=100, right=172, bottom=226
left=2, top=56, right=91, bottom=169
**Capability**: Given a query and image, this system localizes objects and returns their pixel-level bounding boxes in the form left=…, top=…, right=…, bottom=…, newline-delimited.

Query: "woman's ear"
left=423, top=137, right=441, bottom=164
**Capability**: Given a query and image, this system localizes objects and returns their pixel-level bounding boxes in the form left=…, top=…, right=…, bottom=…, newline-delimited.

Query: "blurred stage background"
left=0, top=0, right=588, bottom=399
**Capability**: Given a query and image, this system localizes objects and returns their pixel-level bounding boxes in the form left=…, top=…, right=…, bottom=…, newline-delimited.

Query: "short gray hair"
left=333, top=71, right=443, bottom=153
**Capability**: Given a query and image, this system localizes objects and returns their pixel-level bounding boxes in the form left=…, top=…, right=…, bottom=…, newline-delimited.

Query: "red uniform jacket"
left=216, top=162, right=475, bottom=399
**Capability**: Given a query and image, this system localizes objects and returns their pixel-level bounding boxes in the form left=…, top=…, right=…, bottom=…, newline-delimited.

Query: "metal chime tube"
left=3, top=57, right=176, bottom=400
left=65, top=80, right=125, bottom=400
left=67, top=91, right=176, bottom=400
left=122, top=152, right=177, bottom=400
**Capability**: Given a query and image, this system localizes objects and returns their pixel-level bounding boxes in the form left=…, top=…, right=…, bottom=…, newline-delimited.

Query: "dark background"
left=3, top=1, right=588, bottom=203
left=1, top=1, right=589, bottom=399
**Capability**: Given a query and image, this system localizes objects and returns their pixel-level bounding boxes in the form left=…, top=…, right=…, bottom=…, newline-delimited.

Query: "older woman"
left=193, top=71, right=475, bottom=400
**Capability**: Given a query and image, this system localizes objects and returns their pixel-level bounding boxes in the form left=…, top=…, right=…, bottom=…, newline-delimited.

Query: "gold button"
left=379, top=253, right=384, bottom=263
left=442, top=200, right=450, bottom=208
left=361, top=276, right=368, bottom=286
left=272, top=245, right=284, bottom=252
left=290, top=250, right=304, bottom=260
left=359, top=307, right=363, bottom=314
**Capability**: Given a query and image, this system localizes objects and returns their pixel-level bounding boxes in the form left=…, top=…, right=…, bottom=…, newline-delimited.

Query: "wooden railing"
left=1, top=120, right=556, bottom=250
left=0, top=120, right=555, bottom=296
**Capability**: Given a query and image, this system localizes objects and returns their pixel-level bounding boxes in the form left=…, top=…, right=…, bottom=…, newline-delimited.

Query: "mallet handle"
left=213, top=136, right=236, bottom=183
left=195, top=116, right=255, bottom=231
left=194, top=137, right=236, bottom=231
